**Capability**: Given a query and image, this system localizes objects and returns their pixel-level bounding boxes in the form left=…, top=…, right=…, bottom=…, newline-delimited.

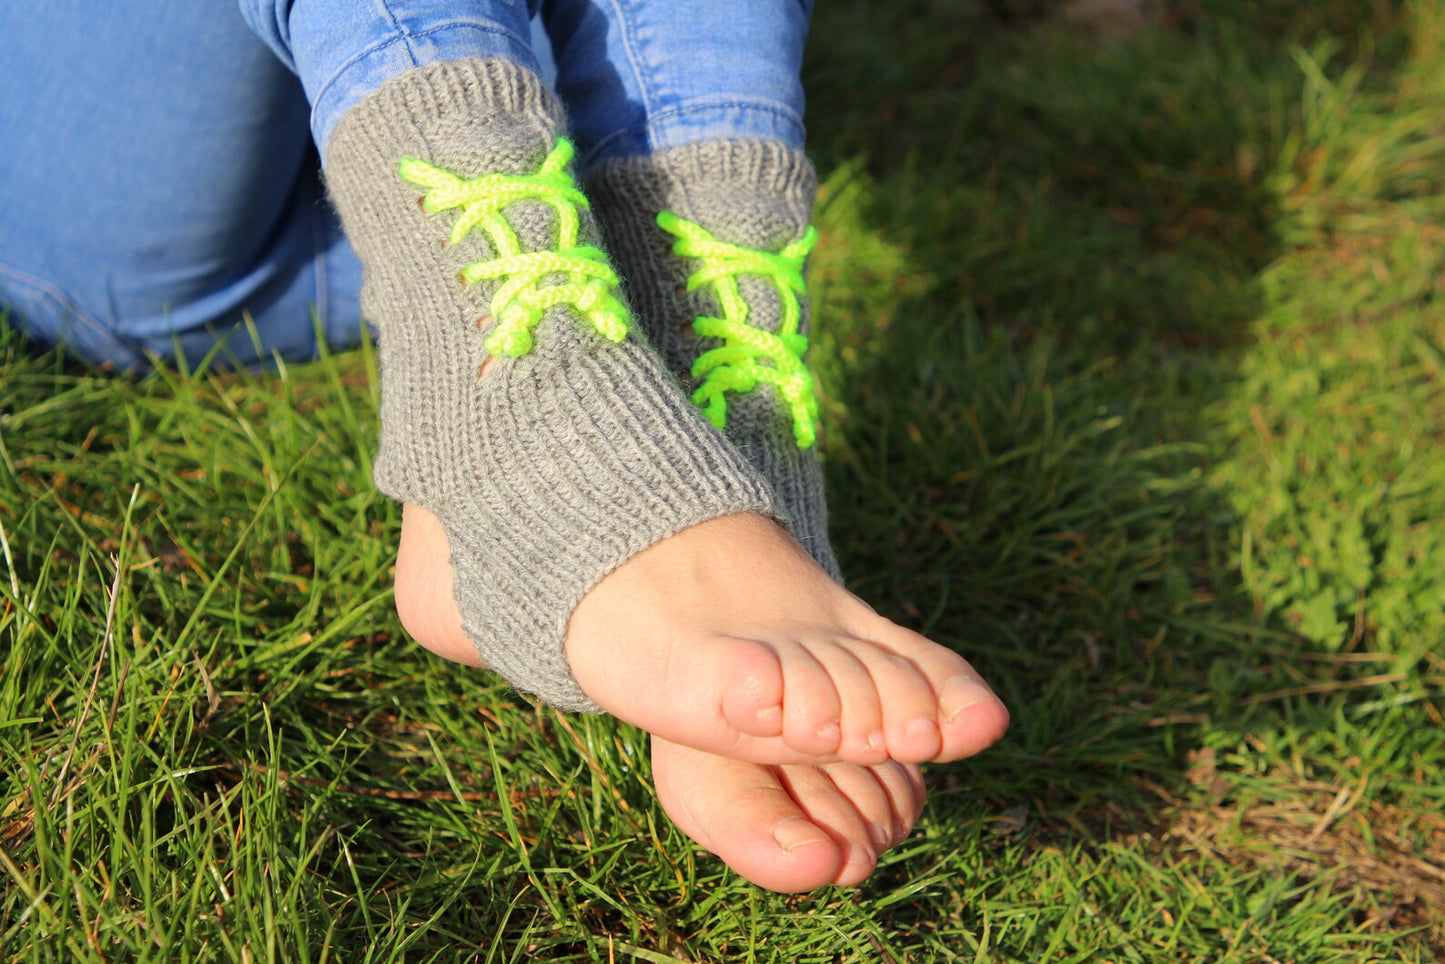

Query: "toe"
left=936, top=673, right=1011, bottom=760
left=776, top=766, right=879, bottom=887
left=816, top=763, right=898, bottom=857
left=651, top=739, right=843, bottom=893
left=719, top=638, right=787, bottom=738
left=572, top=621, right=801, bottom=762
left=805, top=643, right=888, bottom=765
left=847, top=643, right=945, bottom=764
left=869, top=760, right=927, bottom=843
left=855, top=618, right=1011, bottom=763
left=774, top=644, right=845, bottom=757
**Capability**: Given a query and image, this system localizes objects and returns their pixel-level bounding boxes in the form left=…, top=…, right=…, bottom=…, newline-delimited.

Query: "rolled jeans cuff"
left=585, top=99, right=807, bottom=167
left=309, top=20, right=541, bottom=152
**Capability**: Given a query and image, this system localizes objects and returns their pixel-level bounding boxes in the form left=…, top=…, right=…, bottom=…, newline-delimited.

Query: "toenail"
left=815, top=720, right=841, bottom=743
left=891, top=821, right=908, bottom=845
left=771, top=817, right=826, bottom=854
left=757, top=704, right=783, bottom=725
left=866, top=730, right=885, bottom=752
left=940, top=674, right=998, bottom=722
left=868, top=823, right=891, bottom=851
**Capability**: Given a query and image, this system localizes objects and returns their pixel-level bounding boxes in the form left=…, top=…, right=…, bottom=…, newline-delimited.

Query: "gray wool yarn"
left=587, top=140, right=842, bottom=582
left=325, top=58, right=778, bottom=710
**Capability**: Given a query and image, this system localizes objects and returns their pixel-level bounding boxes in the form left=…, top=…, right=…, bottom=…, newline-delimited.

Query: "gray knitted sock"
left=587, top=140, right=842, bottom=581
left=325, top=59, right=778, bottom=711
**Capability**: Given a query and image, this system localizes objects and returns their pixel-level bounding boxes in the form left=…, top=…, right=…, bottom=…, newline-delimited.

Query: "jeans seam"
left=603, top=0, right=660, bottom=151
left=309, top=188, right=329, bottom=360
left=376, top=0, right=423, bottom=71
left=0, top=260, right=131, bottom=348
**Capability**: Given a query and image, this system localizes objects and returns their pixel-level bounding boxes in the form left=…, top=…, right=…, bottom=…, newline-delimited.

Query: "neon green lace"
left=657, top=211, right=820, bottom=449
left=397, top=138, right=629, bottom=357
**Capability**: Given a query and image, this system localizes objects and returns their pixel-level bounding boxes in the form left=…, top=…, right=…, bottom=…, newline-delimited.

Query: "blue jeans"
left=0, top=1, right=811, bottom=369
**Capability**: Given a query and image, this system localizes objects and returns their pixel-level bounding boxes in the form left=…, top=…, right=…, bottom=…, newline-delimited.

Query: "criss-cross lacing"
left=398, top=138, right=629, bottom=358
left=657, top=211, right=820, bottom=449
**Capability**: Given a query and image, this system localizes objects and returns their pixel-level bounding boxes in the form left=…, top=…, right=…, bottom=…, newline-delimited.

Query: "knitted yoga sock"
left=325, top=59, right=777, bottom=710
left=587, top=141, right=841, bottom=581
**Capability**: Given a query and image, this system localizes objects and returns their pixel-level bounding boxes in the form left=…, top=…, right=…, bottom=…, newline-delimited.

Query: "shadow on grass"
left=804, top=0, right=1445, bottom=942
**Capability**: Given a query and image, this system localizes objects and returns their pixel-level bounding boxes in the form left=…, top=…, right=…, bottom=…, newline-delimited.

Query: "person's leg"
left=309, top=5, right=1007, bottom=769
left=249, top=0, right=1001, bottom=772
left=540, top=0, right=1010, bottom=760
left=0, top=0, right=994, bottom=890
left=323, top=55, right=780, bottom=712
left=289, top=1, right=1007, bottom=885
left=0, top=2, right=361, bottom=369
left=555, top=0, right=833, bottom=574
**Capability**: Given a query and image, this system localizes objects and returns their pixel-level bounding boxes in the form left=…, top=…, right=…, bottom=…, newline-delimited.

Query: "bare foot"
left=651, top=736, right=925, bottom=892
left=563, top=512, right=1009, bottom=765
left=395, top=508, right=930, bottom=896
left=396, top=511, right=929, bottom=891
left=396, top=503, right=1009, bottom=765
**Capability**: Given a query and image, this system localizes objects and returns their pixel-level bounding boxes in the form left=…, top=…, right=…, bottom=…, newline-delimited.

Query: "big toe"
left=652, top=739, right=844, bottom=893
left=936, top=674, right=1012, bottom=761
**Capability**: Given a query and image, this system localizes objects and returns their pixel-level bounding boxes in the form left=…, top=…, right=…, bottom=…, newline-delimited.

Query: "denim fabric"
left=243, top=0, right=812, bottom=163
left=0, top=1, right=811, bottom=368
left=0, top=1, right=363, bottom=369
left=240, top=1, right=545, bottom=152
left=547, top=0, right=811, bottom=167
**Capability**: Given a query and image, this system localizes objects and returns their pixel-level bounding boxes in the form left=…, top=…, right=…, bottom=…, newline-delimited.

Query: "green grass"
left=4, top=0, right=1445, bottom=959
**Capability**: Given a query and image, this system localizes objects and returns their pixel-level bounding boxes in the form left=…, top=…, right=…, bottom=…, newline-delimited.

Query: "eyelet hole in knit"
left=657, top=211, right=821, bottom=449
